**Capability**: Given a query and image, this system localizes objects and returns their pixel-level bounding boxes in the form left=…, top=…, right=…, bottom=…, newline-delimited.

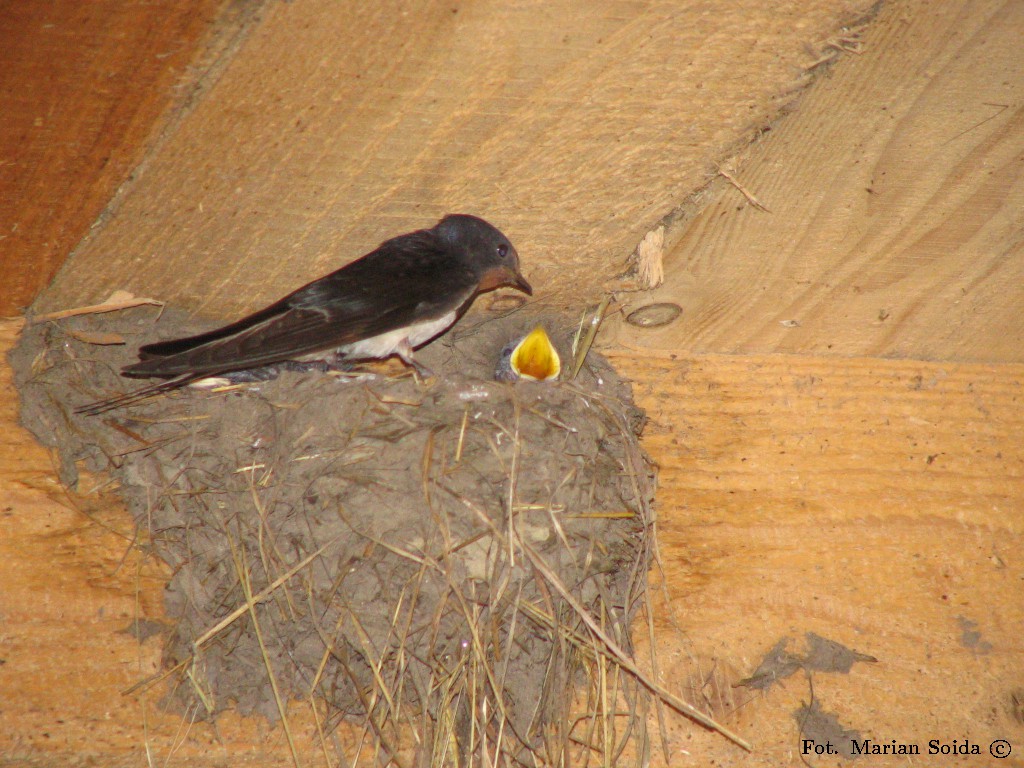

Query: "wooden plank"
left=4, top=0, right=1023, bottom=764
left=612, top=349, right=1024, bottom=763
left=0, top=0, right=230, bottom=316
left=614, top=0, right=1024, bottom=363
left=5, top=315, right=1020, bottom=763
left=25, top=0, right=877, bottom=319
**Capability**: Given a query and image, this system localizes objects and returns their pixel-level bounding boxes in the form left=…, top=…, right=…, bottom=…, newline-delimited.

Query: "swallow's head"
left=437, top=214, right=532, bottom=296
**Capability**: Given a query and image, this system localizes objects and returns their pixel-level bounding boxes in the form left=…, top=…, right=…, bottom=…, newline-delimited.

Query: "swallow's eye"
left=497, top=243, right=509, bottom=259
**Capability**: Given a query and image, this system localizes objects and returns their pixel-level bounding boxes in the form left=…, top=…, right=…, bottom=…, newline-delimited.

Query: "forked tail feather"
left=75, top=374, right=195, bottom=416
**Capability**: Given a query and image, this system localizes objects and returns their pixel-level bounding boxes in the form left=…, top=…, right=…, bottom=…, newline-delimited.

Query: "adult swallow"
left=77, top=214, right=531, bottom=415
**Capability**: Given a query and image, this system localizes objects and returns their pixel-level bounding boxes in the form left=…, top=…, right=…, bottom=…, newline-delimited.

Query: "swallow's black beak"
left=508, top=245, right=532, bottom=295
left=511, top=271, right=533, bottom=295
left=481, top=263, right=533, bottom=295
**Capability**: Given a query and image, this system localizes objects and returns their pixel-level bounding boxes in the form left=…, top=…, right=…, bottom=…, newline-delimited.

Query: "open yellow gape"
left=509, top=326, right=561, bottom=381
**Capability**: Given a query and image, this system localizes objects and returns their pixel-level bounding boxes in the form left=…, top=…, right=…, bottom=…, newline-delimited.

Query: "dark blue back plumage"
left=76, top=214, right=529, bottom=414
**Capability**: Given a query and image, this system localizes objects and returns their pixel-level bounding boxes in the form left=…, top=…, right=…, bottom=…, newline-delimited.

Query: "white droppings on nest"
left=456, top=383, right=491, bottom=401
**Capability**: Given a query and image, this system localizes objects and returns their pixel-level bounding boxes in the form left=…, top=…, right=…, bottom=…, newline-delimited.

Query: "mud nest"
left=13, top=305, right=657, bottom=766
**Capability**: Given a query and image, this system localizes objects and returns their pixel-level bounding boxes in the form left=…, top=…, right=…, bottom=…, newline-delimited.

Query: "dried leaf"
left=33, top=290, right=162, bottom=322
left=66, top=329, right=126, bottom=346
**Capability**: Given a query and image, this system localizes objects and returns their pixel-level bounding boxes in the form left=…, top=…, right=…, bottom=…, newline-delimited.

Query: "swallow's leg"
left=395, top=340, right=434, bottom=382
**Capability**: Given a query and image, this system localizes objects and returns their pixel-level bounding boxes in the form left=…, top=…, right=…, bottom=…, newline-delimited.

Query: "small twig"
left=192, top=536, right=341, bottom=648
left=308, top=698, right=333, bottom=768
left=448, top=489, right=752, bottom=750
left=943, top=102, right=1009, bottom=146
left=716, top=164, right=771, bottom=212
left=229, top=542, right=303, bottom=768
left=520, top=539, right=753, bottom=751
left=31, top=290, right=163, bottom=322
left=123, top=538, right=341, bottom=698
left=571, top=297, right=611, bottom=381
left=454, top=407, right=469, bottom=465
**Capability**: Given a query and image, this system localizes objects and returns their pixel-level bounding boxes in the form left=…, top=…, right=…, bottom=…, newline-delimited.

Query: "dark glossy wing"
left=124, top=230, right=479, bottom=379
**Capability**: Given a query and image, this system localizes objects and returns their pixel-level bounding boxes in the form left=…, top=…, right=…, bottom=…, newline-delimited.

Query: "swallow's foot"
left=192, top=359, right=355, bottom=389
left=395, top=341, right=435, bottom=383
left=206, top=359, right=348, bottom=385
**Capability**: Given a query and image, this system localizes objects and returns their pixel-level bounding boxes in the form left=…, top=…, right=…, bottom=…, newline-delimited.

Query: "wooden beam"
left=613, top=349, right=1024, bottom=763
left=615, top=0, right=1024, bottom=363
left=0, top=0, right=229, bottom=315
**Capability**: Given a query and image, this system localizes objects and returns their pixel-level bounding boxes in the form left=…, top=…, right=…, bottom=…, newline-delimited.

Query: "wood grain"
left=5, top=317, right=1020, bottom=764
left=615, top=0, right=1024, bottom=364
left=612, top=349, right=1024, bottom=764
left=3, top=0, right=1024, bottom=764
left=26, top=0, right=874, bottom=319
left=0, top=0, right=228, bottom=316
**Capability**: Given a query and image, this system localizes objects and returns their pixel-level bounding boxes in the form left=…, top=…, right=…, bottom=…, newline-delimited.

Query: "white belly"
left=341, top=311, right=457, bottom=359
